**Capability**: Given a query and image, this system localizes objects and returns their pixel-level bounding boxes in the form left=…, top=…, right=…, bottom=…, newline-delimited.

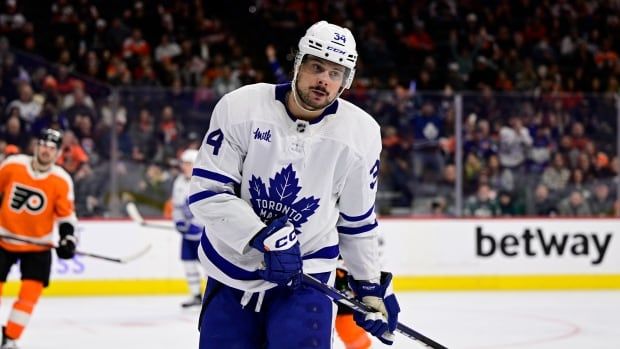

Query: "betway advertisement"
left=5, top=219, right=618, bottom=294
left=380, top=218, right=620, bottom=275
left=33, top=219, right=620, bottom=279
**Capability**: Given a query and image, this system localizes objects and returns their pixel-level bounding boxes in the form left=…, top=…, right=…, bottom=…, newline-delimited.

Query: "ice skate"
left=181, top=294, right=202, bottom=308
left=1, top=327, right=18, bottom=349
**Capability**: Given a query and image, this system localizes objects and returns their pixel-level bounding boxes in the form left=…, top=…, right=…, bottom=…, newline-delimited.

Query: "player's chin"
left=37, top=156, right=52, bottom=166
left=300, top=98, right=326, bottom=111
left=309, top=96, right=334, bottom=110
left=310, top=103, right=331, bottom=111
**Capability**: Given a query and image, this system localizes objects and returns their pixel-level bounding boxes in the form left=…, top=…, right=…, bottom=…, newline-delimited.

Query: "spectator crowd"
left=0, top=0, right=619, bottom=217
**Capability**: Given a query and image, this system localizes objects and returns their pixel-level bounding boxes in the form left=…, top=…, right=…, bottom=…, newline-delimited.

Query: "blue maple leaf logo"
left=249, top=164, right=320, bottom=230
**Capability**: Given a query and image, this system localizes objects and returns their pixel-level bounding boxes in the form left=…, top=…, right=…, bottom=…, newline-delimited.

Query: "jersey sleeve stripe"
left=302, top=244, right=340, bottom=260
left=337, top=221, right=378, bottom=235
left=188, top=190, right=233, bottom=205
left=200, top=233, right=260, bottom=281
left=339, top=205, right=375, bottom=222
left=192, top=168, right=240, bottom=185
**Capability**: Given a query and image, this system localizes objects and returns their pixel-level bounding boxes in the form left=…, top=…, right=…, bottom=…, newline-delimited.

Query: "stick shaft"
left=126, top=202, right=175, bottom=231
left=0, top=234, right=147, bottom=264
left=141, top=222, right=175, bottom=230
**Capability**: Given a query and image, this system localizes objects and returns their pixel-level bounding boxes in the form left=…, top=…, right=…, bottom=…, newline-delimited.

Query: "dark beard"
left=35, top=153, right=53, bottom=168
left=295, top=84, right=332, bottom=111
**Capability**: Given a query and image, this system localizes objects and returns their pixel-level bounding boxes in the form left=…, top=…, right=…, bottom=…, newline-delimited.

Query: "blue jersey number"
left=369, top=160, right=379, bottom=189
left=333, top=33, right=346, bottom=44
left=206, top=129, right=223, bottom=155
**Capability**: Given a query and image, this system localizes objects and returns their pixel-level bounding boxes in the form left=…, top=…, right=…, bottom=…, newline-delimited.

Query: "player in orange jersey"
left=0, top=129, right=77, bottom=349
left=335, top=261, right=372, bottom=349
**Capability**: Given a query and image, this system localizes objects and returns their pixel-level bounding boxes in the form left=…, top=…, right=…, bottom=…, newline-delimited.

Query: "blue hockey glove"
left=182, top=200, right=194, bottom=220
left=349, top=272, right=401, bottom=345
left=175, top=220, right=190, bottom=233
left=175, top=221, right=202, bottom=237
left=185, top=223, right=202, bottom=236
left=250, top=216, right=302, bottom=289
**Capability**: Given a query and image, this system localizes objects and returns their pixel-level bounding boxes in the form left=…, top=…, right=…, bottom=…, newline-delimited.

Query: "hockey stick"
left=126, top=202, right=175, bottom=231
left=0, top=234, right=151, bottom=264
left=302, top=274, right=448, bottom=349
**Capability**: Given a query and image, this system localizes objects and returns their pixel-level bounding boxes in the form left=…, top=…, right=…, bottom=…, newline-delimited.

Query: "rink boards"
left=4, top=218, right=620, bottom=296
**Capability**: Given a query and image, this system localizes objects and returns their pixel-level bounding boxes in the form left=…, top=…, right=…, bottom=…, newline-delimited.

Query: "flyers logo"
left=10, top=184, right=47, bottom=214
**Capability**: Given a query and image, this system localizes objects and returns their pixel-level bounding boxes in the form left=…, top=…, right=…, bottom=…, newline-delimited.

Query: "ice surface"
left=2, top=291, right=618, bottom=349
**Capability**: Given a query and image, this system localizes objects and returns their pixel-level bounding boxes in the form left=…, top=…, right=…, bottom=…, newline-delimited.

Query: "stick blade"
left=76, top=243, right=152, bottom=264
left=118, top=243, right=152, bottom=263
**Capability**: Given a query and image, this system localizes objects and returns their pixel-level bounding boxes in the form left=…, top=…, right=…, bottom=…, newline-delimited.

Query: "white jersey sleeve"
left=336, top=127, right=382, bottom=282
left=189, top=94, right=265, bottom=255
left=171, top=176, right=193, bottom=219
left=171, top=175, right=188, bottom=223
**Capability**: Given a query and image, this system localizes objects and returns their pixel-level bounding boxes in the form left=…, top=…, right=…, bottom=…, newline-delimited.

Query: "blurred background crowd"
left=1, top=0, right=619, bottom=218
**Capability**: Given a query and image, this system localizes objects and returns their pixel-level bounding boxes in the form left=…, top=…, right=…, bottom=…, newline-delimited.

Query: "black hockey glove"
left=56, top=222, right=77, bottom=259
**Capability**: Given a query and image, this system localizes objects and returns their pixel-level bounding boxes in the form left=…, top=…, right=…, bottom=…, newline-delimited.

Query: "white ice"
left=2, top=291, right=618, bottom=349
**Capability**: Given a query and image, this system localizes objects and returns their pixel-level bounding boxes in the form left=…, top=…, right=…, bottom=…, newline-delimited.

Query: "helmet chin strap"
left=290, top=77, right=343, bottom=116
left=290, top=80, right=324, bottom=114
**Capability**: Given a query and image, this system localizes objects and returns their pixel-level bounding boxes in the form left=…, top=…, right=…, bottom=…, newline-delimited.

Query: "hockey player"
left=190, top=21, right=400, bottom=348
left=171, top=149, right=203, bottom=308
left=0, top=129, right=77, bottom=349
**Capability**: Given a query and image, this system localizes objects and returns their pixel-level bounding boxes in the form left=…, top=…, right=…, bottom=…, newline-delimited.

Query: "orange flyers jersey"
left=0, top=155, right=76, bottom=252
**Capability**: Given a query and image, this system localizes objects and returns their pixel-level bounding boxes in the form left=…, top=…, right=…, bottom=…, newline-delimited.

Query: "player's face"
left=295, top=56, right=346, bottom=110
left=35, top=140, right=59, bottom=166
left=181, top=161, right=193, bottom=177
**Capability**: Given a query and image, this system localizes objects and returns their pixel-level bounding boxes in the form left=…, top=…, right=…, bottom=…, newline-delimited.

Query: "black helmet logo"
left=39, top=128, right=63, bottom=148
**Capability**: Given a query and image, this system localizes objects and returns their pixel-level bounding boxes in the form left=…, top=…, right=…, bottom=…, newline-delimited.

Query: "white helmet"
left=180, top=149, right=198, bottom=164
left=295, top=21, right=358, bottom=90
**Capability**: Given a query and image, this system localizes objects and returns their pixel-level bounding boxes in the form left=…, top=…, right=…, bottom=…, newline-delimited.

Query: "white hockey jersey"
left=171, top=174, right=202, bottom=241
left=189, top=83, right=381, bottom=292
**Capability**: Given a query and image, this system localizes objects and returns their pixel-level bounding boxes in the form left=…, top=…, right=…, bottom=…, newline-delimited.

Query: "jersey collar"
left=275, top=83, right=339, bottom=125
